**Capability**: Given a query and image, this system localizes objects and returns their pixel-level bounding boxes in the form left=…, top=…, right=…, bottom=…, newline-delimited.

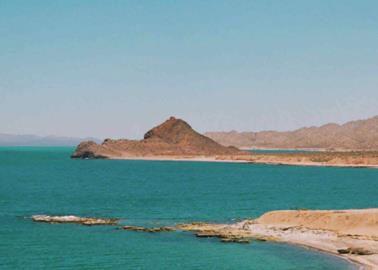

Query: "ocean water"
left=1, top=147, right=377, bottom=269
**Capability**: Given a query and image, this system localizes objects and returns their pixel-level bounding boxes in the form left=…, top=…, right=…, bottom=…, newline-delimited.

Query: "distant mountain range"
left=205, top=115, right=378, bottom=151
left=3, top=115, right=377, bottom=150
left=0, top=133, right=101, bottom=146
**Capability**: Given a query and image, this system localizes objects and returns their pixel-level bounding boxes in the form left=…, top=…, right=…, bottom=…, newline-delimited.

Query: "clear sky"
left=1, top=0, right=377, bottom=139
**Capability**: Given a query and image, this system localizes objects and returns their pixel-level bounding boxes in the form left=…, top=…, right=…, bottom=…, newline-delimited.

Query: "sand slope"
left=257, top=209, right=378, bottom=239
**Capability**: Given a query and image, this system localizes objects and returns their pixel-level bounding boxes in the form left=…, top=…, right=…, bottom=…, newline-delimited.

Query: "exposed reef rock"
left=220, top=237, right=251, bottom=243
left=176, top=222, right=276, bottom=243
left=337, top=247, right=375, bottom=256
left=71, top=117, right=248, bottom=159
left=123, top=225, right=176, bottom=233
left=31, top=215, right=118, bottom=226
left=121, top=223, right=255, bottom=244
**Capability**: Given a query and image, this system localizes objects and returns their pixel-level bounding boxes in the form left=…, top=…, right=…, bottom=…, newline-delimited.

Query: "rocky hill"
left=205, top=115, right=378, bottom=150
left=72, top=117, right=246, bottom=159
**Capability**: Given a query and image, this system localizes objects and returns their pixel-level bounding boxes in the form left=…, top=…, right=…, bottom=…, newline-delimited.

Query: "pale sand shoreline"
left=32, top=209, right=378, bottom=269
left=240, top=147, right=327, bottom=151
left=107, top=155, right=249, bottom=163
left=178, top=209, right=378, bottom=270
left=105, top=155, right=378, bottom=168
left=240, top=147, right=373, bottom=152
left=231, top=222, right=377, bottom=270
left=249, top=209, right=378, bottom=269
left=247, top=160, right=378, bottom=168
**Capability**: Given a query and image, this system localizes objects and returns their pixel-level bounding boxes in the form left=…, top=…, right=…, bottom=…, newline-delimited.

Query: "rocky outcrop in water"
left=32, top=215, right=118, bottom=226
left=123, top=225, right=176, bottom=233
left=337, top=247, right=375, bottom=255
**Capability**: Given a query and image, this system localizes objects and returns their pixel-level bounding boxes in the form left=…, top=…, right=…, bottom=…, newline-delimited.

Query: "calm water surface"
left=1, top=147, right=377, bottom=269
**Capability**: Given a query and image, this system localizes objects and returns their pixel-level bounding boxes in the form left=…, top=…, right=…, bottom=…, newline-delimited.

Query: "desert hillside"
left=72, top=117, right=246, bottom=159
left=205, top=115, right=378, bottom=150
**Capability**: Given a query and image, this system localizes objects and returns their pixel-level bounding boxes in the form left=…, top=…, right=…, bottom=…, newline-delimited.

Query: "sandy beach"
left=245, top=151, right=378, bottom=168
left=247, top=160, right=378, bottom=168
left=175, top=209, right=378, bottom=270
left=103, top=154, right=378, bottom=168
left=245, top=209, right=378, bottom=269
left=107, top=155, right=250, bottom=163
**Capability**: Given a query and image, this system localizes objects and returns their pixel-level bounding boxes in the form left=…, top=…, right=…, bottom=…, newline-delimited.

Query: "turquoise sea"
left=1, top=147, right=377, bottom=269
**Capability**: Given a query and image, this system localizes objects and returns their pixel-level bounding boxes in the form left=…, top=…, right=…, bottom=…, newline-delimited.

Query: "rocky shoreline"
left=32, top=209, right=378, bottom=269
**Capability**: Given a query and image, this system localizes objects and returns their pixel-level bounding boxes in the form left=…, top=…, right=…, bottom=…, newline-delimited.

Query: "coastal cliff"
left=72, top=117, right=246, bottom=159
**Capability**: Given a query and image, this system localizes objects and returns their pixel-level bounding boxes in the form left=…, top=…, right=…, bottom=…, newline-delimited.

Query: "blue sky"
left=1, top=0, right=377, bottom=138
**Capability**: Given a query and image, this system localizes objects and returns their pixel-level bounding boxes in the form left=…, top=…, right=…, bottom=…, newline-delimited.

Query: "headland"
left=71, top=117, right=378, bottom=168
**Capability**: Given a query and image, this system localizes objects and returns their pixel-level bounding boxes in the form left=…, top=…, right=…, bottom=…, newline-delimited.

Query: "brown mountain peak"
left=72, top=117, right=246, bottom=159
left=143, top=117, right=193, bottom=143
